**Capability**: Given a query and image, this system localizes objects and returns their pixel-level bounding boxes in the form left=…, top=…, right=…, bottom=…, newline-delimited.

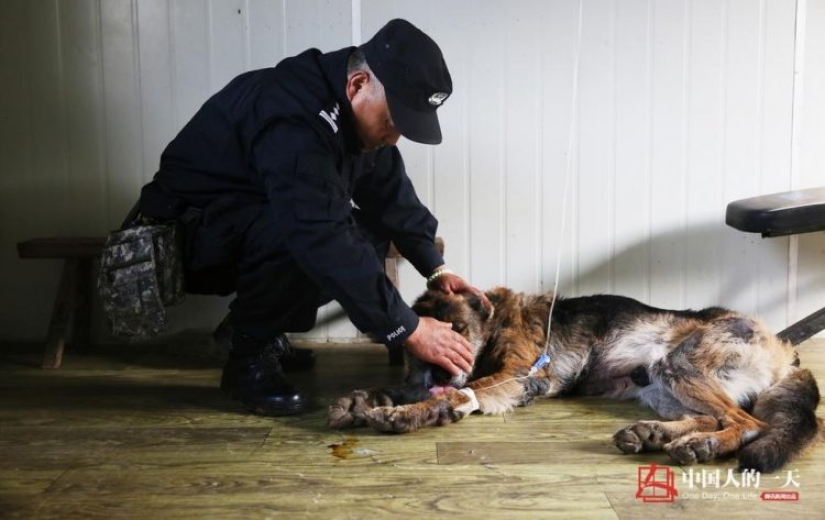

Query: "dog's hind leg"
left=614, top=380, right=720, bottom=453
left=662, top=403, right=765, bottom=466
left=615, top=332, right=767, bottom=465
left=613, top=386, right=762, bottom=465
left=614, top=415, right=719, bottom=454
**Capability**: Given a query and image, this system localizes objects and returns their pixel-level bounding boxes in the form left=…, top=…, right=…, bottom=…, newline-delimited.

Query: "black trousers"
left=179, top=201, right=390, bottom=342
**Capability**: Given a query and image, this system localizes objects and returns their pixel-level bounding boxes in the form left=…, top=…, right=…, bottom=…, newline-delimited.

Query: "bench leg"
left=42, top=259, right=81, bottom=369
left=387, top=345, right=405, bottom=366
left=778, top=306, right=825, bottom=346
left=73, top=258, right=93, bottom=350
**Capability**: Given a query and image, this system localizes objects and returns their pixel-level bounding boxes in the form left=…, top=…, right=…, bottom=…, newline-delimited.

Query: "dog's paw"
left=363, top=406, right=421, bottom=434
left=665, top=434, right=719, bottom=465
left=613, top=421, right=669, bottom=454
left=327, top=390, right=374, bottom=429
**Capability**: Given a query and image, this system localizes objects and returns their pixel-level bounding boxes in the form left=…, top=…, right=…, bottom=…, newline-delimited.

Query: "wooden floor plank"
left=31, top=463, right=620, bottom=519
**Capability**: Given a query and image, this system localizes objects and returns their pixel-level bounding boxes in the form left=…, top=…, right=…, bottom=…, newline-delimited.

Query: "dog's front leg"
left=362, top=390, right=475, bottom=433
left=363, top=367, right=531, bottom=433
left=327, top=385, right=430, bottom=429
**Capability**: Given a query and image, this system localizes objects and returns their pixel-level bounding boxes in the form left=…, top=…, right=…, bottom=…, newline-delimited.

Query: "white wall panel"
left=20, top=1, right=71, bottom=238
left=612, top=0, right=652, bottom=302
left=747, top=0, right=794, bottom=328
left=247, top=0, right=286, bottom=69
left=171, top=0, right=211, bottom=127
left=502, top=4, right=543, bottom=293
left=210, top=0, right=247, bottom=89
left=467, top=0, right=507, bottom=291
left=719, top=0, right=763, bottom=317
left=577, top=0, right=616, bottom=297
left=539, top=0, right=582, bottom=299
left=0, top=0, right=57, bottom=338
left=284, top=0, right=351, bottom=55
left=100, top=0, right=145, bottom=230
left=648, top=0, right=688, bottom=309
left=683, top=0, right=724, bottom=309
left=795, top=0, right=825, bottom=336
left=60, top=0, right=108, bottom=235
left=136, top=0, right=176, bottom=186
left=1, top=0, right=823, bottom=345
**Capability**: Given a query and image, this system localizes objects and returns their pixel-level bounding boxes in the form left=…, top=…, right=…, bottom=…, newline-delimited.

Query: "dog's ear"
left=485, top=287, right=509, bottom=306
left=412, top=289, right=455, bottom=321
left=411, top=290, right=440, bottom=316
left=466, top=293, right=494, bottom=322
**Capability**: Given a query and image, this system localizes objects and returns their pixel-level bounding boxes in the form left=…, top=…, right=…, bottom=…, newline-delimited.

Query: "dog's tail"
left=738, top=367, right=824, bottom=472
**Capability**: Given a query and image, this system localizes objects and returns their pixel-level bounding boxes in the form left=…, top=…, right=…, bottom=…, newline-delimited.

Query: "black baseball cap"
left=362, top=19, right=452, bottom=145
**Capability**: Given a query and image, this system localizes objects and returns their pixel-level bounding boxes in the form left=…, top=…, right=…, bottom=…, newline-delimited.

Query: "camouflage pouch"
left=97, top=220, right=186, bottom=341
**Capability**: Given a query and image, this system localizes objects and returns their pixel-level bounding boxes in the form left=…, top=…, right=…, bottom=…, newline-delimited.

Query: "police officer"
left=137, top=19, right=486, bottom=416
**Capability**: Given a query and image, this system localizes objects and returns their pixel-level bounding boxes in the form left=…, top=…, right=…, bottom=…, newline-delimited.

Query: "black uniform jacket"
left=139, top=46, right=444, bottom=347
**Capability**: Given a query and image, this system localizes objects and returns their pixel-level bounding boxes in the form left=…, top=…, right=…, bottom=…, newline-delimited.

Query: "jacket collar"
left=318, top=47, right=363, bottom=155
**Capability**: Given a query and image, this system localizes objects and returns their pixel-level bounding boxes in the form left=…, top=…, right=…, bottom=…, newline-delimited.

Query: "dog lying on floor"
left=328, top=287, right=824, bottom=472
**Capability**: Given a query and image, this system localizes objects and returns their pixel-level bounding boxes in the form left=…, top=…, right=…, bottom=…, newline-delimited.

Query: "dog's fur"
left=328, top=287, right=824, bottom=472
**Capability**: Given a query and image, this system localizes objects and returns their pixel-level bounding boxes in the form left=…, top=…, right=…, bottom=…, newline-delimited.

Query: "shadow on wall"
left=569, top=220, right=794, bottom=315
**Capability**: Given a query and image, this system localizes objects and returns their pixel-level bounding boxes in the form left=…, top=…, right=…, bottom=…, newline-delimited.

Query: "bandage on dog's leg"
left=458, top=387, right=479, bottom=413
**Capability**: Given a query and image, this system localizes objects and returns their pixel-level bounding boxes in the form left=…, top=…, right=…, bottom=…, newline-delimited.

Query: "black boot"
left=278, top=341, right=317, bottom=372
left=213, top=316, right=316, bottom=372
left=220, top=333, right=309, bottom=416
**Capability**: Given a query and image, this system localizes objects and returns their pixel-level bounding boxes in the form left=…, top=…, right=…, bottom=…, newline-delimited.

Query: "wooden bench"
left=726, top=187, right=825, bottom=344
left=18, top=236, right=444, bottom=368
left=17, top=237, right=106, bottom=368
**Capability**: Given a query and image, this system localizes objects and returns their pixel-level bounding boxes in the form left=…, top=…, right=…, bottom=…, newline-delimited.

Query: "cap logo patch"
left=428, top=92, right=449, bottom=106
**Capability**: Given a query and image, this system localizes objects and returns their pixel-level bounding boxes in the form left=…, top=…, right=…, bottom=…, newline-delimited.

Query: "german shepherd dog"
left=328, top=287, right=824, bottom=472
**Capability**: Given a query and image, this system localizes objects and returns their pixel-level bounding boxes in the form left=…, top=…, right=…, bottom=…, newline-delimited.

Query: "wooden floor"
left=2, top=337, right=825, bottom=519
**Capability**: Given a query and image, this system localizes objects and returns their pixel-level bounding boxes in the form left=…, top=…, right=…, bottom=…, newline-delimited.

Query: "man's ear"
left=346, top=71, right=370, bottom=101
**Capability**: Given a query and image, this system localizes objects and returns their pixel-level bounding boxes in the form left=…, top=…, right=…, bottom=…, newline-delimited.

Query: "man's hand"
left=404, top=316, right=475, bottom=376
left=427, top=267, right=491, bottom=309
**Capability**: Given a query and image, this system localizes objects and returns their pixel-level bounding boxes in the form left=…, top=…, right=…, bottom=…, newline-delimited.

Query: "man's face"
left=347, top=72, right=401, bottom=152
